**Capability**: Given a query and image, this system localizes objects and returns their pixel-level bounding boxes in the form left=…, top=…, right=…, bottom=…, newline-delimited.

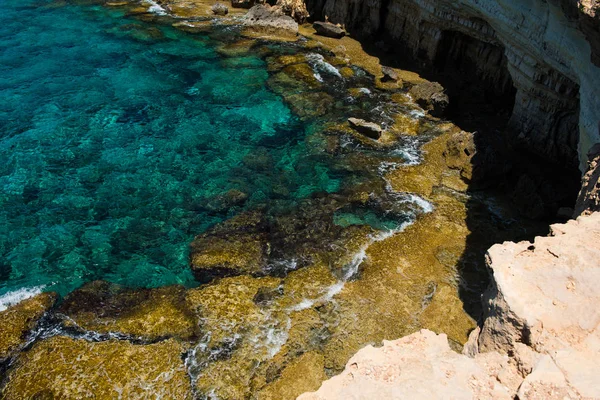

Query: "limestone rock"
left=478, top=212, right=600, bottom=398
left=303, top=0, right=600, bottom=170
left=313, top=21, right=346, bottom=38
left=408, top=82, right=449, bottom=117
left=298, top=329, right=515, bottom=400
left=211, top=2, right=229, bottom=15
left=1, top=336, right=192, bottom=399
left=380, top=66, right=399, bottom=82
left=347, top=117, right=382, bottom=140
left=0, top=292, right=56, bottom=363
left=276, top=0, right=309, bottom=23
left=243, top=4, right=299, bottom=35
left=574, top=142, right=600, bottom=216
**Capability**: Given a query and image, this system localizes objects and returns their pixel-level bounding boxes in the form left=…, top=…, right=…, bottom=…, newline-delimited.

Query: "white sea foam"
left=0, top=285, right=45, bottom=312
left=144, top=0, right=167, bottom=15
left=306, top=53, right=342, bottom=78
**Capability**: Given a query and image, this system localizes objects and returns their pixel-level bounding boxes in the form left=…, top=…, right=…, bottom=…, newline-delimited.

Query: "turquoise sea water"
left=0, top=0, right=348, bottom=296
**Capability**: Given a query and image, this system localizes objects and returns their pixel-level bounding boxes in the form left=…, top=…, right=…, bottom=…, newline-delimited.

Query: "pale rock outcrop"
left=300, top=212, right=600, bottom=399
left=304, top=0, right=600, bottom=171
left=298, top=329, right=520, bottom=400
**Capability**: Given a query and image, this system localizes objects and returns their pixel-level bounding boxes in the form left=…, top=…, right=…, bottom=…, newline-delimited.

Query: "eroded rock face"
left=303, top=0, right=600, bottom=171
left=1, top=336, right=192, bottom=399
left=574, top=142, right=600, bottom=216
left=0, top=292, right=56, bottom=363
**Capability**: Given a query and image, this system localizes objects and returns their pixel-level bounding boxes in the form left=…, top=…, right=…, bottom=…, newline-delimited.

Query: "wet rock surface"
left=58, top=281, right=198, bottom=340
left=1, top=337, right=192, bottom=399
left=0, top=292, right=56, bottom=364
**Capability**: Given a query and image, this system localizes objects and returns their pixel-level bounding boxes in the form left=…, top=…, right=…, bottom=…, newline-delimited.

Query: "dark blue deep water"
left=0, top=0, right=342, bottom=296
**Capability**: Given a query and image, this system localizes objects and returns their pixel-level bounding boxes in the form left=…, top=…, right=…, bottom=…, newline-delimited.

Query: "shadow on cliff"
left=322, top=21, right=583, bottom=322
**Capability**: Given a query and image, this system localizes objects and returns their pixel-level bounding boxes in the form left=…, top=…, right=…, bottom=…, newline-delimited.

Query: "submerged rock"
left=347, top=117, right=382, bottom=140
left=189, top=211, right=269, bottom=283
left=313, top=21, right=346, bottom=39
left=0, top=292, right=56, bottom=363
left=58, top=281, right=198, bottom=341
left=211, top=2, right=229, bottom=15
left=409, top=82, right=449, bottom=117
left=1, top=336, right=192, bottom=399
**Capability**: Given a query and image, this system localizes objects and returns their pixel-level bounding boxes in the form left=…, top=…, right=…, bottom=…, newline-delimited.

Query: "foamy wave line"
left=143, top=0, right=167, bottom=15
left=0, top=285, right=46, bottom=312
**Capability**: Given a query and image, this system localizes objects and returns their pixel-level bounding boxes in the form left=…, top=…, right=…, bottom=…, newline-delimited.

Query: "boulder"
left=409, top=81, right=449, bottom=117
left=380, top=66, right=399, bottom=82
left=243, top=4, right=299, bottom=35
left=347, top=117, right=382, bottom=140
left=275, top=0, right=309, bottom=23
left=211, top=2, right=229, bottom=15
left=313, top=21, right=346, bottom=39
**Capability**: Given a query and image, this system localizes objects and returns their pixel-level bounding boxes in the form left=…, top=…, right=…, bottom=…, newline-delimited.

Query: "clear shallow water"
left=0, top=0, right=344, bottom=296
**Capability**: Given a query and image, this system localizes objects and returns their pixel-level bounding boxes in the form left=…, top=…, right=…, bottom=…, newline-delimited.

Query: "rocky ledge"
left=300, top=211, right=600, bottom=399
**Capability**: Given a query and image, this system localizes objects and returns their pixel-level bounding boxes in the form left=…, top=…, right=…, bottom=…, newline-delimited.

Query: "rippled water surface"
left=0, top=0, right=350, bottom=296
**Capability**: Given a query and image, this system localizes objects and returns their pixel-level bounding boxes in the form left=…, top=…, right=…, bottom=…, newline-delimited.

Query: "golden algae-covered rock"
left=58, top=281, right=198, bottom=341
left=0, top=292, right=57, bottom=362
left=190, top=211, right=269, bottom=283
left=1, top=337, right=192, bottom=399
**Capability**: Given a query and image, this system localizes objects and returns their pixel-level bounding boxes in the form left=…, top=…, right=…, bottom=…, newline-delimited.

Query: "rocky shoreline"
left=1, top=0, right=599, bottom=398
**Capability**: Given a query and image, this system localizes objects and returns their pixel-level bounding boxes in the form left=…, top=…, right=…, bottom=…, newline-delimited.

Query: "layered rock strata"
left=303, top=0, right=600, bottom=171
left=300, top=212, right=600, bottom=399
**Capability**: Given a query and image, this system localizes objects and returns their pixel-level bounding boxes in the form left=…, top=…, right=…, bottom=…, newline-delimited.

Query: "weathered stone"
left=0, top=292, right=56, bottom=363
left=276, top=0, right=309, bottom=23
left=211, top=2, right=229, bottom=15
left=574, top=142, right=600, bottom=216
left=299, top=330, right=516, bottom=400
left=1, top=336, right=192, bottom=399
left=313, top=21, right=346, bottom=38
left=58, top=281, right=197, bottom=340
left=409, top=82, right=449, bottom=117
left=243, top=4, right=299, bottom=35
left=380, top=66, right=399, bottom=82
left=347, top=117, right=382, bottom=140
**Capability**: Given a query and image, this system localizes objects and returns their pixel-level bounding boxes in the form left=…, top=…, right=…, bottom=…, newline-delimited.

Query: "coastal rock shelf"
left=301, top=212, right=600, bottom=400
left=0, top=0, right=596, bottom=398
